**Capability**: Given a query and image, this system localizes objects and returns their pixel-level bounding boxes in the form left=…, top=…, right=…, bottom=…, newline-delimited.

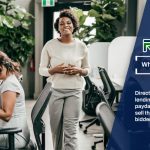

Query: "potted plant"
left=0, top=0, right=34, bottom=66
left=71, top=0, right=125, bottom=44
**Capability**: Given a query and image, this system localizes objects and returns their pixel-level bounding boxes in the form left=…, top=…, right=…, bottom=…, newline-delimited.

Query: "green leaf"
left=102, top=14, right=116, bottom=20
left=88, top=37, right=98, bottom=44
left=3, top=16, right=14, bottom=28
left=70, top=7, right=84, bottom=19
left=0, top=15, right=4, bottom=26
left=88, top=9, right=99, bottom=17
left=14, top=10, right=25, bottom=19
left=79, top=15, right=87, bottom=25
left=21, top=20, right=29, bottom=29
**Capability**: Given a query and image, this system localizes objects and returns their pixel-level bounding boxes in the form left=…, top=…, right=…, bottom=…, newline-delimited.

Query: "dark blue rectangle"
left=143, top=40, right=150, bottom=42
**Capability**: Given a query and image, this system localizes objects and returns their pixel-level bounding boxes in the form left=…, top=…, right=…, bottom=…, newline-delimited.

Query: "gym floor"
left=26, top=100, right=104, bottom=150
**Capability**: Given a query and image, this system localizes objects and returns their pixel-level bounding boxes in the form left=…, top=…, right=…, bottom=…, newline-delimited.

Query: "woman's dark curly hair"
left=54, top=9, right=79, bottom=34
left=0, top=51, right=21, bottom=78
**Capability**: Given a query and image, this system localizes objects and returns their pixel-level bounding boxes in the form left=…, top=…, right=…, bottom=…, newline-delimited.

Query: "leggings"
left=49, top=88, right=82, bottom=150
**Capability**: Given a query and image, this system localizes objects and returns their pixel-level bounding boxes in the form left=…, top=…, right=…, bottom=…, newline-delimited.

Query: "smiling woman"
left=39, top=9, right=90, bottom=150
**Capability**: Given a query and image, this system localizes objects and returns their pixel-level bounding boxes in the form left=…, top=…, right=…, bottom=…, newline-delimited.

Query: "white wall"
left=136, top=0, right=147, bottom=33
left=88, top=42, right=110, bottom=78
left=15, top=0, right=31, bottom=11
left=108, top=36, right=136, bottom=87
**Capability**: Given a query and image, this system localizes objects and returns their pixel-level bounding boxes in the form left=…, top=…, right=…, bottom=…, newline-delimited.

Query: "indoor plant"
left=0, top=0, right=34, bottom=65
left=72, top=0, right=125, bottom=44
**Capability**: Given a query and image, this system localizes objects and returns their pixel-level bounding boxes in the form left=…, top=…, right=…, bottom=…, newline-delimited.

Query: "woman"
left=0, top=51, right=30, bottom=148
left=39, top=9, right=90, bottom=150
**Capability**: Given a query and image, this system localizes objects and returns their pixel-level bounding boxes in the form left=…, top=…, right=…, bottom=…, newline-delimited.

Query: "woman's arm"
left=39, top=43, right=51, bottom=77
left=39, top=43, right=68, bottom=76
left=0, top=91, right=16, bottom=122
left=81, top=47, right=90, bottom=76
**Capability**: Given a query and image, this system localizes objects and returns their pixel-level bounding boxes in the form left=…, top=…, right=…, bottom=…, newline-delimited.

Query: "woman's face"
left=0, top=66, right=7, bottom=80
left=58, top=17, right=74, bottom=36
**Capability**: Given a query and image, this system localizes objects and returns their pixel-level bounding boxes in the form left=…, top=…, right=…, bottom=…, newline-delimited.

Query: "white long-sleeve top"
left=39, top=38, right=90, bottom=89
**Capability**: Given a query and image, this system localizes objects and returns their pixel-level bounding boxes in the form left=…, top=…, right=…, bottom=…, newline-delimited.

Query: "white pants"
left=49, top=88, right=82, bottom=150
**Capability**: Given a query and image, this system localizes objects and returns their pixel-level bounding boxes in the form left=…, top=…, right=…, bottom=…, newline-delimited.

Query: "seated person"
left=0, top=51, right=30, bottom=148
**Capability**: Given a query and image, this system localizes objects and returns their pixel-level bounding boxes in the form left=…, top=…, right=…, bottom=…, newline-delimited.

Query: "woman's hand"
left=48, top=63, right=68, bottom=75
left=49, top=64, right=88, bottom=76
left=63, top=67, right=81, bottom=75
left=63, top=65, right=83, bottom=76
